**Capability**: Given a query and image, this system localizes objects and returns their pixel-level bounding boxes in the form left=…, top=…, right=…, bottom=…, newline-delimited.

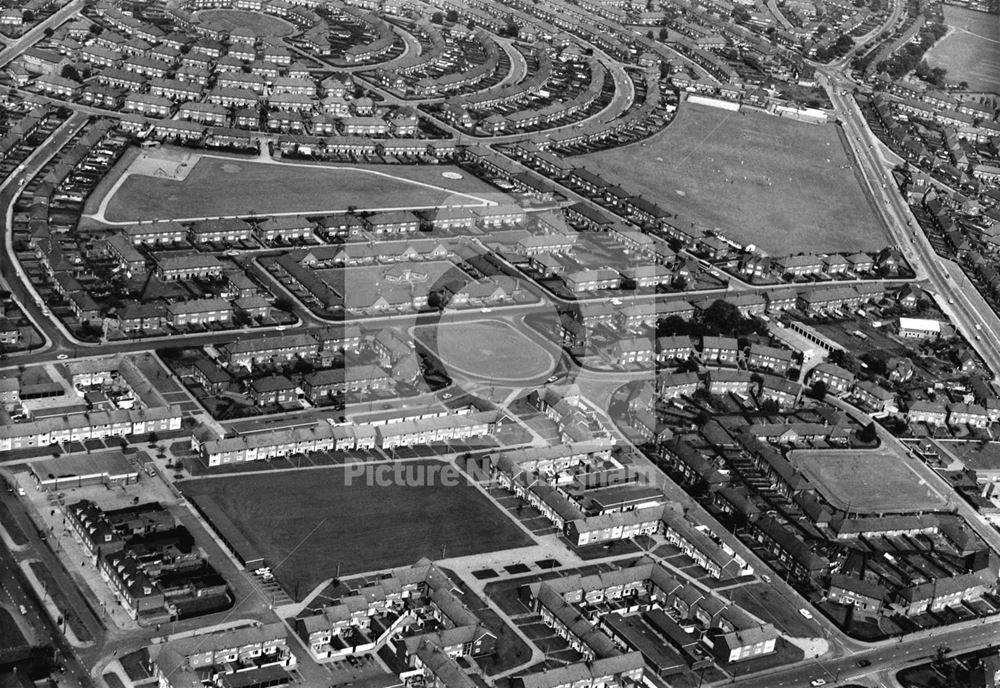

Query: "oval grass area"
left=419, top=320, right=556, bottom=382
left=195, top=9, right=297, bottom=37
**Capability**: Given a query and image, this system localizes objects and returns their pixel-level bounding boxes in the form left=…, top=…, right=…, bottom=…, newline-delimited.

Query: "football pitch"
left=179, top=461, right=534, bottom=599
left=95, top=152, right=500, bottom=223
left=577, top=102, right=886, bottom=255
left=789, top=448, right=950, bottom=514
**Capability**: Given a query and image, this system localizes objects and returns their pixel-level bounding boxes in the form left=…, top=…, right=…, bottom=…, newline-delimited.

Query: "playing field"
left=925, top=5, right=1000, bottom=94
left=789, top=448, right=950, bottom=513
left=414, top=320, right=557, bottom=381
left=578, top=102, right=886, bottom=254
left=96, top=152, right=500, bottom=223
left=179, top=462, right=533, bottom=599
left=196, top=9, right=297, bottom=37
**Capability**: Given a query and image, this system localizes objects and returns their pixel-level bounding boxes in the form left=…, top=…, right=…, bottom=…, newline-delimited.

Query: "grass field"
left=790, top=448, right=950, bottom=513
left=926, top=6, right=1000, bottom=94
left=577, top=102, right=886, bottom=254
left=179, top=462, right=533, bottom=599
left=196, top=9, right=296, bottom=37
left=97, top=153, right=501, bottom=222
left=414, top=320, right=557, bottom=381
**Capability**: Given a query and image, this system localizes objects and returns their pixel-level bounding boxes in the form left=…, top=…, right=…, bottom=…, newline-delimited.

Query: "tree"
left=61, top=65, right=82, bottom=82
left=431, top=11, right=443, bottom=23
left=22, top=10, right=34, bottom=23
left=148, top=431, right=158, bottom=446
left=43, top=27, right=54, bottom=38
left=759, top=399, right=780, bottom=416
left=445, top=8, right=458, bottom=22
left=858, top=422, right=878, bottom=444
left=466, top=18, right=475, bottom=29
left=809, top=380, right=827, bottom=401
left=89, top=24, right=103, bottom=36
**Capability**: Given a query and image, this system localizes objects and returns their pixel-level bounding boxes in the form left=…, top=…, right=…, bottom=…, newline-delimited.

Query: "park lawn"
left=925, top=5, right=1000, bottom=94
left=179, top=461, right=534, bottom=600
left=789, top=448, right=949, bottom=513
left=102, top=156, right=499, bottom=222
left=414, top=320, right=556, bottom=382
left=577, top=102, right=886, bottom=255
left=196, top=9, right=297, bottom=36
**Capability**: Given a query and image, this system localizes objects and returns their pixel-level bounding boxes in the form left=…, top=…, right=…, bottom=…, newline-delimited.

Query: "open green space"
left=195, top=9, right=297, bottom=36
left=179, top=461, right=533, bottom=600
left=99, top=155, right=499, bottom=222
left=925, top=5, right=1000, bottom=94
left=577, top=102, right=885, bottom=254
left=0, top=607, right=27, bottom=655
left=413, top=320, right=556, bottom=382
left=789, top=448, right=950, bottom=513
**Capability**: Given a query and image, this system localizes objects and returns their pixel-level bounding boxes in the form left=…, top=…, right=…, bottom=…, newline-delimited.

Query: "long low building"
left=31, top=451, right=139, bottom=490
left=0, top=405, right=183, bottom=452
left=193, top=411, right=501, bottom=465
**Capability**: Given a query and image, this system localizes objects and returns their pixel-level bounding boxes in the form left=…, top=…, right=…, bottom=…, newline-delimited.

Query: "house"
left=612, top=337, right=654, bottom=366
left=167, top=299, right=232, bottom=327
left=248, top=375, right=297, bottom=406
left=948, top=402, right=990, bottom=428
left=656, top=335, right=693, bottom=364
left=746, top=344, right=793, bottom=374
left=852, top=380, right=897, bottom=415
left=907, top=400, right=947, bottom=426
left=758, top=374, right=800, bottom=408
left=776, top=254, right=822, bottom=276
left=808, top=362, right=855, bottom=394
left=706, top=369, right=753, bottom=396
left=701, top=336, right=738, bottom=366
left=562, top=269, right=620, bottom=293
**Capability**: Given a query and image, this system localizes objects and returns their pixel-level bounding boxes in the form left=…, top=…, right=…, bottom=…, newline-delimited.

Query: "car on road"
left=480, top=307, right=492, bottom=313
left=799, top=608, right=814, bottom=620
left=56, top=354, right=68, bottom=360
left=857, top=659, right=871, bottom=667
left=761, top=574, right=771, bottom=583
left=19, top=605, right=27, bottom=615
left=810, top=680, right=827, bottom=687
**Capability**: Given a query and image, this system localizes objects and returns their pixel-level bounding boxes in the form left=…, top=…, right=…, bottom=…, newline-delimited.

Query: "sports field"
left=179, top=462, right=533, bottom=599
left=95, top=151, right=500, bottom=223
left=789, top=448, right=950, bottom=513
left=196, top=9, right=296, bottom=37
left=578, top=102, right=886, bottom=254
left=925, top=5, right=1000, bottom=94
left=414, top=320, right=557, bottom=381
